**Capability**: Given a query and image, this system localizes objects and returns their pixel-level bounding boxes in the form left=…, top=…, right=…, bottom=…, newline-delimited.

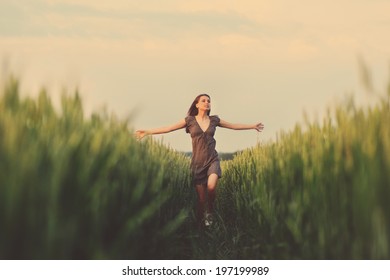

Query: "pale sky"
left=1, top=0, right=389, bottom=152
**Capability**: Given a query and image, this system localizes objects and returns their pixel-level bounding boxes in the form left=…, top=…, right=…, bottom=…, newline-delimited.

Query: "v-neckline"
left=195, top=116, right=211, bottom=133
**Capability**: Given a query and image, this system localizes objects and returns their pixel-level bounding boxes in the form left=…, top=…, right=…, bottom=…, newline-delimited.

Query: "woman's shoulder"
left=185, top=115, right=195, bottom=124
left=210, top=115, right=220, bottom=121
left=210, top=115, right=220, bottom=126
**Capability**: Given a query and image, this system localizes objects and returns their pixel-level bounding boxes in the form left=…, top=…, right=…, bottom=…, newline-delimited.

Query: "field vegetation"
left=1, top=73, right=389, bottom=259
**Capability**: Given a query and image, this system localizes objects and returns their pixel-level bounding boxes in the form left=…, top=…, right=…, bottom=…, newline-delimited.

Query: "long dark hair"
left=186, top=94, right=211, bottom=133
left=187, top=94, right=211, bottom=117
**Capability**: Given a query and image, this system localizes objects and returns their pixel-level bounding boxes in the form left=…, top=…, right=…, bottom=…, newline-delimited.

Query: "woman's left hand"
left=254, top=123, right=264, bottom=132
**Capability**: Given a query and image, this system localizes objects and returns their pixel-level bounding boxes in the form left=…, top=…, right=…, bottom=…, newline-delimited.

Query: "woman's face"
left=197, top=95, right=211, bottom=111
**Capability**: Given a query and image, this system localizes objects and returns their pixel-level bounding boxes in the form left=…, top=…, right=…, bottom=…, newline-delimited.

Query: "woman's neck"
left=196, top=111, right=208, bottom=120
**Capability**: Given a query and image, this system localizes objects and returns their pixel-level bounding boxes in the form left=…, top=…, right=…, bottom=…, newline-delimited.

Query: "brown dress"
left=185, top=115, right=222, bottom=185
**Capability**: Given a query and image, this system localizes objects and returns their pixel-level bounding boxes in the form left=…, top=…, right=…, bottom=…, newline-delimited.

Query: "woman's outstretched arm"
left=136, top=119, right=186, bottom=140
left=219, top=119, right=264, bottom=132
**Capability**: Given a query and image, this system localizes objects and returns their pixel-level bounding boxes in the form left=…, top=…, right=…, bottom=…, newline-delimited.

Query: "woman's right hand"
left=135, top=130, right=147, bottom=140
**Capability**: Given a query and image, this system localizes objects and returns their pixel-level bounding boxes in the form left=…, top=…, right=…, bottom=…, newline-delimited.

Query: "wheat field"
left=0, top=75, right=389, bottom=259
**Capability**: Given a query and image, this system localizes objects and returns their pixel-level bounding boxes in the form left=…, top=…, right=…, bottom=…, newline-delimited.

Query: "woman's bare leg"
left=195, top=184, right=207, bottom=228
left=207, top=173, right=218, bottom=214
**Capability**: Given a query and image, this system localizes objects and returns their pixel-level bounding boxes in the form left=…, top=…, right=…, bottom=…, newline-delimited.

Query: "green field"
left=0, top=75, right=389, bottom=259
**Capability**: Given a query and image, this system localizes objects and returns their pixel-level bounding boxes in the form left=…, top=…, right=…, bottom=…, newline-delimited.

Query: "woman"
left=136, top=94, right=264, bottom=228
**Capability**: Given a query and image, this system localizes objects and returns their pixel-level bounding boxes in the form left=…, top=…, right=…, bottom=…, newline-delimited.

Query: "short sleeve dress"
left=185, top=115, right=222, bottom=185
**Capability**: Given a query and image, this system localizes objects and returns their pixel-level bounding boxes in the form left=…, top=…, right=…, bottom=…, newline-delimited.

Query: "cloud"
left=2, top=0, right=389, bottom=65
left=1, top=0, right=264, bottom=41
left=3, top=0, right=389, bottom=56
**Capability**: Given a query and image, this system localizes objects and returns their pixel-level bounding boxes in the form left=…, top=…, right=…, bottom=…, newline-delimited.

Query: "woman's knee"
left=196, top=184, right=207, bottom=202
left=207, top=173, right=218, bottom=190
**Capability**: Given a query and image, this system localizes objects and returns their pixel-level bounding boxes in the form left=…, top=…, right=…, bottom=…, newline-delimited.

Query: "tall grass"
left=217, top=91, right=390, bottom=259
left=1, top=74, right=389, bottom=260
left=0, top=76, right=193, bottom=259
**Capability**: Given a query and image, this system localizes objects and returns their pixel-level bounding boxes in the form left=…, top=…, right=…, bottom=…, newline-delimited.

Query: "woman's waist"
left=191, top=151, right=219, bottom=163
